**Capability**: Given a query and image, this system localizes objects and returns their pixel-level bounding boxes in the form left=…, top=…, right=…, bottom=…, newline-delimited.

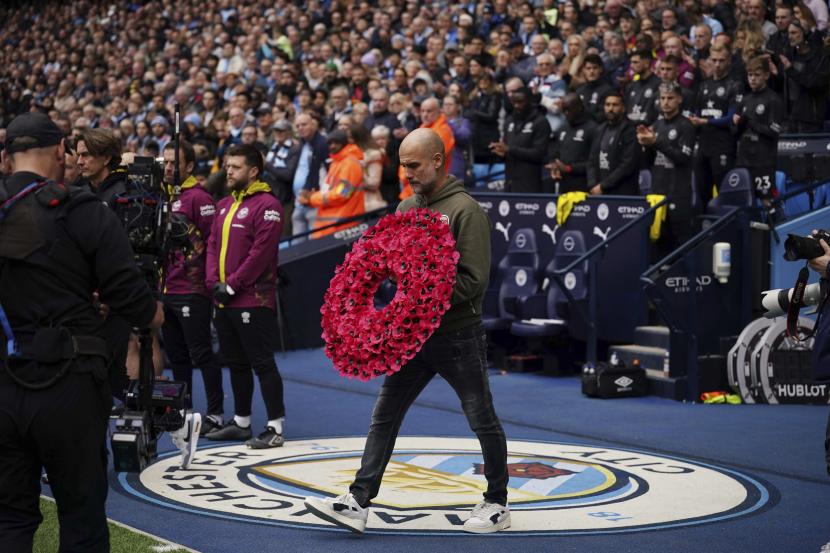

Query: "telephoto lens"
left=761, top=281, right=826, bottom=318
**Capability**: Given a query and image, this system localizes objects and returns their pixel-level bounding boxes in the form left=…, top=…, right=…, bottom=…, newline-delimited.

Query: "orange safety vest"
left=399, top=114, right=456, bottom=199
left=310, top=143, right=365, bottom=237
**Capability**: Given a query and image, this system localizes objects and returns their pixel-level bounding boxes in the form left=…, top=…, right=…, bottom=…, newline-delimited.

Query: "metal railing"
left=548, top=196, right=669, bottom=364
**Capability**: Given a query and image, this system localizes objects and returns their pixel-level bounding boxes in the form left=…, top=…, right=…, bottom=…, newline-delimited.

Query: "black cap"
left=5, top=113, right=64, bottom=154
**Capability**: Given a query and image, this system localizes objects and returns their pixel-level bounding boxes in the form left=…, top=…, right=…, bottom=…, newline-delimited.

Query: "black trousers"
left=213, top=306, right=285, bottom=421
left=163, top=294, right=224, bottom=416
left=0, top=369, right=110, bottom=553
left=350, top=324, right=509, bottom=507
left=697, top=150, right=734, bottom=207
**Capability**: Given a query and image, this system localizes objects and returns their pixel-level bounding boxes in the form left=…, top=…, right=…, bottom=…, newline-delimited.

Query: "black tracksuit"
left=781, top=45, right=830, bottom=133
left=587, top=119, right=641, bottom=195
left=646, top=114, right=697, bottom=245
left=502, top=106, right=551, bottom=193
left=468, top=91, right=503, bottom=165
left=625, top=73, right=661, bottom=125
left=575, top=79, right=615, bottom=123
left=695, top=75, right=743, bottom=203
left=735, top=86, right=785, bottom=200
left=0, top=172, right=157, bottom=553
left=264, top=138, right=301, bottom=207
left=550, top=113, right=598, bottom=193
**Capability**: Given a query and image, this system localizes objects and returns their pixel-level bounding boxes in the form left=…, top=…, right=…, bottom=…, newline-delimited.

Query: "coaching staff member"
left=305, top=128, right=510, bottom=534
left=205, top=144, right=286, bottom=449
left=0, top=113, right=162, bottom=553
left=161, top=141, right=225, bottom=436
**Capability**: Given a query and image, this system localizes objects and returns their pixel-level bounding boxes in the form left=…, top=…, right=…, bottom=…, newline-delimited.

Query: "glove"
left=213, top=283, right=235, bottom=304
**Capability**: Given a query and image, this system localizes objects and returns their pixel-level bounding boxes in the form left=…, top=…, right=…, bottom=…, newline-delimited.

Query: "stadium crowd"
left=1, top=0, right=829, bottom=238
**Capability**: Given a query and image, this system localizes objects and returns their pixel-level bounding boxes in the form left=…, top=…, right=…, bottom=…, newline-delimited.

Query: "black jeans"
left=0, top=370, right=110, bottom=553
left=163, top=294, right=224, bottom=416
left=213, top=306, right=285, bottom=421
left=350, top=324, right=508, bottom=507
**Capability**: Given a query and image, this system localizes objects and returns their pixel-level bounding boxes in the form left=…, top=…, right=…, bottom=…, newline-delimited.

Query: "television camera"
left=110, top=106, right=201, bottom=472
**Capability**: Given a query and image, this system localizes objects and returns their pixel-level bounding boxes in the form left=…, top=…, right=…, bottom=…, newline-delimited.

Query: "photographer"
left=0, top=113, right=163, bottom=553
left=808, top=233, right=830, bottom=476
left=205, top=144, right=286, bottom=449
left=161, top=141, right=225, bottom=436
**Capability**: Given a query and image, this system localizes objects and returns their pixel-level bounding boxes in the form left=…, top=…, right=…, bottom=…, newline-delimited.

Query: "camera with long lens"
left=783, top=229, right=830, bottom=261
left=761, top=281, right=827, bottom=319
left=109, top=155, right=196, bottom=472
left=761, top=230, right=830, bottom=319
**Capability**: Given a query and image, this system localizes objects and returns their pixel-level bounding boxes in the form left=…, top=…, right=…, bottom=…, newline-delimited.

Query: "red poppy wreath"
left=320, top=208, right=459, bottom=380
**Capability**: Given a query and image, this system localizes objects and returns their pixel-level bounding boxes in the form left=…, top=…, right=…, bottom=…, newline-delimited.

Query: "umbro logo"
left=614, top=376, right=634, bottom=388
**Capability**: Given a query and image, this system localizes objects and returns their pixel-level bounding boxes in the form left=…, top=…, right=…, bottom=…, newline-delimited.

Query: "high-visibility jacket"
left=310, top=143, right=365, bottom=237
left=399, top=114, right=456, bottom=199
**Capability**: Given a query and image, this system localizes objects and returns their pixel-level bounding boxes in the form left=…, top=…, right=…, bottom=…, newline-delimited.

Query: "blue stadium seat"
left=510, top=230, right=588, bottom=338
left=707, top=168, right=754, bottom=215
left=483, top=228, right=541, bottom=331
left=639, top=169, right=652, bottom=195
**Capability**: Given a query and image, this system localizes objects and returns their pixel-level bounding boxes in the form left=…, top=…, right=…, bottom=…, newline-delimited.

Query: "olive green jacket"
left=398, top=176, right=491, bottom=334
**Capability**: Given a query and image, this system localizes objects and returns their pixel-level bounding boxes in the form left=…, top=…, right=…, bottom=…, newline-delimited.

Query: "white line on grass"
left=41, top=496, right=200, bottom=553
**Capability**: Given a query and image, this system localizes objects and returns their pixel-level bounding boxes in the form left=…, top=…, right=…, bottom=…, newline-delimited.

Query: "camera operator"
left=75, top=128, right=129, bottom=206
left=161, top=141, right=225, bottom=436
left=807, top=233, right=830, bottom=476
left=0, top=113, right=163, bottom=553
left=205, top=144, right=286, bottom=449
left=76, top=127, right=163, bottom=396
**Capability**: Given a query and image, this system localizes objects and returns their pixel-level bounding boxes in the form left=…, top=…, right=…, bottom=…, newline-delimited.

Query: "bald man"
left=398, top=97, right=455, bottom=199
left=305, top=129, right=511, bottom=535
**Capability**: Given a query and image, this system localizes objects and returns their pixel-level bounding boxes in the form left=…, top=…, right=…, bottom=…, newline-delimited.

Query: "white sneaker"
left=463, top=501, right=511, bottom=534
left=170, top=412, right=201, bottom=469
left=820, top=541, right=830, bottom=553
left=304, top=492, right=368, bottom=533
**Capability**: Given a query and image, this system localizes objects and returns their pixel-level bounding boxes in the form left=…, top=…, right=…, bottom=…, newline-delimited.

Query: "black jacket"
left=550, top=113, right=598, bottom=193
left=575, top=80, right=615, bottom=123
left=646, top=113, right=696, bottom=202
left=85, top=166, right=130, bottom=207
left=782, top=45, right=830, bottom=129
left=0, top=172, right=157, bottom=378
left=735, top=86, right=785, bottom=168
left=625, top=73, right=661, bottom=125
left=300, top=131, right=330, bottom=192
left=364, top=110, right=401, bottom=133
left=264, top=137, right=301, bottom=205
left=468, top=90, right=503, bottom=163
left=503, top=106, right=551, bottom=193
left=587, top=119, right=641, bottom=195
left=696, top=75, right=743, bottom=156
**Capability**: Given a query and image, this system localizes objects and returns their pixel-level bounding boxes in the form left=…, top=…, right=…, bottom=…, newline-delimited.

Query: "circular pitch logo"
left=118, top=437, right=771, bottom=536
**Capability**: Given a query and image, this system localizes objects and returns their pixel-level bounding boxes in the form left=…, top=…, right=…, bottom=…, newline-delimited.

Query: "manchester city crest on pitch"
left=118, top=437, right=772, bottom=535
